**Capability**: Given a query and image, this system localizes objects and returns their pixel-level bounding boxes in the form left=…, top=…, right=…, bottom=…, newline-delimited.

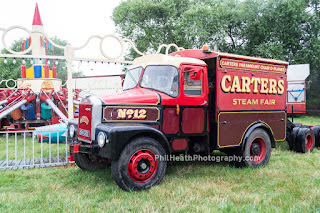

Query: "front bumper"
left=70, top=143, right=100, bottom=154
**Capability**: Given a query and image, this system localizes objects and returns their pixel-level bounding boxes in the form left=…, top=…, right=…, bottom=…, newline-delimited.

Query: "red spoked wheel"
left=305, top=134, right=314, bottom=150
left=240, top=128, right=271, bottom=168
left=111, top=137, right=167, bottom=191
left=296, top=128, right=315, bottom=153
left=250, top=137, right=267, bottom=163
left=127, top=149, right=158, bottom=183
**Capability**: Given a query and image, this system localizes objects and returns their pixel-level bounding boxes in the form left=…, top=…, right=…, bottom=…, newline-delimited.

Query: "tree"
left=113, top=0, right=320, bottom=109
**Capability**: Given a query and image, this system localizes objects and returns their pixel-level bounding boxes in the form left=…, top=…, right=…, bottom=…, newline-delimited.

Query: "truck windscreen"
left=123, top=67, right=142, bottom=90
left=140, top=65, right=179, bottom=97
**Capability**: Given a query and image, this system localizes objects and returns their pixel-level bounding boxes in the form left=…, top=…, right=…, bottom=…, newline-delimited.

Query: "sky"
left=0, top=0, right=124, bottom=75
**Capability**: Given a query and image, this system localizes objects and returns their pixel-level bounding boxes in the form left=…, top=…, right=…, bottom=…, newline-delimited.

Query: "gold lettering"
left=139, top=109, right=147, bottom=119
left=221, top=75, right=232, bottom=92
left=251, top=77, right=261, bottom=93
left=278, top=80, right=284, bottom=94
left=241, top=76, right=251, bottom=93
left=260, top=78, right=269, bottom=94
left=117, top=109, right=127, bottom=119
left=233, top=99, right=237, bottom=105
left=252, top=99, right=258, bottom=105
left=133, top=109, right=139, bottom=119
left=230, top=76, right=241, bottom=93
left=126, top=109, right=134, bottom=119
left=269, top=79, right=277, bottom=94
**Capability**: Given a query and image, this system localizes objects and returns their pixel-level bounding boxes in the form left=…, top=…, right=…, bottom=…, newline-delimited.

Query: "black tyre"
left=296, top=128, right=315, bottom=153
left=312, top=126, right=320, bottom=147
left=111, top=137, right=167, bottom=191
left=74, top=152, right=108, bottom=171
left=288, top=127, right=300, bottom=151
left=240, top=128, right=271, bottom=168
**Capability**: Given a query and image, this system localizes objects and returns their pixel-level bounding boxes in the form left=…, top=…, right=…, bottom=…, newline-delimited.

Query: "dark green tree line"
left=113, top=0, right=320, bottom=109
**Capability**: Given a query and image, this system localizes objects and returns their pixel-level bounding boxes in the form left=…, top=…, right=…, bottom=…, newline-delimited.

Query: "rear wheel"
left=312, top=126, right=320, bottom=147
left=74, top=153, right=108, bottom=171
left=288, top=127, right=300, bottom=151
left=240, top=128, right=271, bottom=168
left=296, top=128, right=315, bottom=153
left=111, top=137, right=167, bottom=191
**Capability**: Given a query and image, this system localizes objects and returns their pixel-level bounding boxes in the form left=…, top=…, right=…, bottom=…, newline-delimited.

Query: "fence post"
left=15, top=133, right=17, bottom=167
left=32, top=131, right=35, bottom=166
left=49, top=132, right=51, bottom=164
left=57, top=131, right=59, bottom=163
left=6, top=133, right=8, bottom=167
left=24, top=132, right=26, bottom=166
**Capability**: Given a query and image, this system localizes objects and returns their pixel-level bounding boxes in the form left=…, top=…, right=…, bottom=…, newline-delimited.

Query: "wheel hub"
left=250, top=143, right=260, bottom=155
left=305, top=134, right=314, bottom=150
left=127, top=149, right=158, bottom=183
left=249, top=137, right=267, bottom=163
left=139, top=162, right=148, bottom=171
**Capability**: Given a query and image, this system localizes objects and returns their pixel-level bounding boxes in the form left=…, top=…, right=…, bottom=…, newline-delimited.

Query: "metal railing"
left=0, top=129, right=69, bottom=170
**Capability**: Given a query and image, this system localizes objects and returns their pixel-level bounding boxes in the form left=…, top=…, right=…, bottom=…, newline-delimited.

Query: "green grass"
left=0, top=117, right=320, bottom=212
left=291, top=115, right=320, bottom=126
left=0, top=144, right=320, bottom=212
left=0, top=134, right=68, bottom=161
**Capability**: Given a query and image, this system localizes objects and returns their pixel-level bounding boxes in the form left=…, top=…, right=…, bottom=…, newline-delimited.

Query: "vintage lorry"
left=68, top=47, right=320, bottom=191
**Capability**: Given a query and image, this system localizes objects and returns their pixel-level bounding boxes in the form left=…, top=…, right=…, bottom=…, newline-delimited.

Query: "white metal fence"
left=0, top=129, right=69, bottom=170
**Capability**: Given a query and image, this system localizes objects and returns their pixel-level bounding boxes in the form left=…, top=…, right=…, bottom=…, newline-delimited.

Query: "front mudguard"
left=80, top=123, right=171, bottom=160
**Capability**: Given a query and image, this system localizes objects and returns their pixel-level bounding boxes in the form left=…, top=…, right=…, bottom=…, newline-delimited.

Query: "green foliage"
left=113, top=0, right=320, bottom=109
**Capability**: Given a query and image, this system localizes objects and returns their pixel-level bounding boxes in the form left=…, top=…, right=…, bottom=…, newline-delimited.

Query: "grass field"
left=0, top=116, right=320, bottom=212
left=0, top=133, right=68, bottom=161
left=290, top=115, right=320, bottom=126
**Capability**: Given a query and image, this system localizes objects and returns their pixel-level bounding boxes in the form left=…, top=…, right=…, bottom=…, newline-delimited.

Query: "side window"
left=184, top=68, right=203, bottom=95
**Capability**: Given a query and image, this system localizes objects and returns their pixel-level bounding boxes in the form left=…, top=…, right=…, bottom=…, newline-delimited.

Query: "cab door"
left=180, top=64, right=208, bottom=134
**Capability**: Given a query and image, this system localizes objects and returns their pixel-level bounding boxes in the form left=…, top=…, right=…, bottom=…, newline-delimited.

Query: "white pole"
left=66, top=44, right=74, bottom=119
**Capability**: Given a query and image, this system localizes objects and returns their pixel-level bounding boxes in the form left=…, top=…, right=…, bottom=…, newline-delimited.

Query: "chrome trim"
left=90, top=95, right=102, bottom=141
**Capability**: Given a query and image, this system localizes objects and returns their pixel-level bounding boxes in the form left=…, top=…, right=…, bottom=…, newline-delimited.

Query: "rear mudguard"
left=241, top=122, right=276, bottom=149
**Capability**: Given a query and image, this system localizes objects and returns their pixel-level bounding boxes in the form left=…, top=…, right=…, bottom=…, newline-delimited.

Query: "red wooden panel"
left=162, top=108, right=179, bottom=134
left=182, top=108, right=205, bottom=134
left=172, top=138, right=188, bottom=151
left=217, top=111, right=286, bottom=148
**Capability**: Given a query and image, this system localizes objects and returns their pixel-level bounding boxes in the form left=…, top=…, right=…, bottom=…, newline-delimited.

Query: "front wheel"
left=240, top=128, right=272, bottom=168
left=111, top=137, right=167, bottom=191
left=74, top=152, right=108, bottom=171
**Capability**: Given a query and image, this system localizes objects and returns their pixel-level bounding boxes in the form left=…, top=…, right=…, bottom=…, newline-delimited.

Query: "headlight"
left=98, top=132, right=108, bottom=147
left=69, top=125, right=75, bottom=138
